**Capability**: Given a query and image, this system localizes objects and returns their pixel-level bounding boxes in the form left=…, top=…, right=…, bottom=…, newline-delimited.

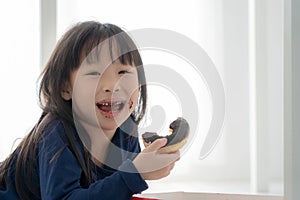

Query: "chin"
left=97, top=112, right=130, bottom=132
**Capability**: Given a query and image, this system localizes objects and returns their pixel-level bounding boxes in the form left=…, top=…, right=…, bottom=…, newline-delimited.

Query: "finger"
left=144, top=138, right=167, bottom=152
left=174, top=151, right=181, bottom=161
left=162, top=163, right=175, bottom=177
left=169, top=162, right=175, bottom=171
left=164, top=150, right=180, bottom=162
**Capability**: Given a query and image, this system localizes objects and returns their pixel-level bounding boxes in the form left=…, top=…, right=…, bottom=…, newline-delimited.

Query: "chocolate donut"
left=142, top=117, right=189, bottom=153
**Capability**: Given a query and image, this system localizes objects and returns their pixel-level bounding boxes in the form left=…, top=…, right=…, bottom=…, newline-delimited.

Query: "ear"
left=61, top=82, right=72, bottom=100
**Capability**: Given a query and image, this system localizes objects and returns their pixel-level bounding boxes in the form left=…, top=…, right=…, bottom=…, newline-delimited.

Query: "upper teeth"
left=100, top=102, right=122, bottom=106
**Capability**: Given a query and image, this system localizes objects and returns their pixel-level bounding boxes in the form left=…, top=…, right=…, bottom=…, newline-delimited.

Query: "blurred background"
left=0, top=0, right=284, bottom=196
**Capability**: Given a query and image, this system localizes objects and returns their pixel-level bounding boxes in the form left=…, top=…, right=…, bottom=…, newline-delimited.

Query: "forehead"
left=80, top=33, right=137, bottom=67
left=80, top=53, right=135, bottom=74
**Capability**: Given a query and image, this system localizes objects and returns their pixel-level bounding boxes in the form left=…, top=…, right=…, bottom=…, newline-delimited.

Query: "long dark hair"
left=0, top=21, right=147, bottom=199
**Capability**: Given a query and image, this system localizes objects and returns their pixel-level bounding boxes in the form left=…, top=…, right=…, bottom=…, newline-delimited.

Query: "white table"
left=136, top=192, right=283, bottom=200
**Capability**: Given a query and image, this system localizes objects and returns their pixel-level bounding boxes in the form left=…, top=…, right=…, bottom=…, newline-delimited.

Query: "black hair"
left=0, top=21, right=147, bottom=199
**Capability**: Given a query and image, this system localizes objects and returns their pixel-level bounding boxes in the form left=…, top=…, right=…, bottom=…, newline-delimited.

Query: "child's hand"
left=133, top=138, right=180, bottom=180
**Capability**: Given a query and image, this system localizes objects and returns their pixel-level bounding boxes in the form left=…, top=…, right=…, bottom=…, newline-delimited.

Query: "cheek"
left=131, top=88, right=139, bottom=107
left=119, top=73, right=139, bottom=99
left=127, top=78, right=139, bottom=106
left=72, top=77, right=99, bottom=126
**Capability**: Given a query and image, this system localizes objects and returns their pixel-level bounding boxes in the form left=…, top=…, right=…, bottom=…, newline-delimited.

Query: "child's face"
left=65, top=58, right=139, bottom=137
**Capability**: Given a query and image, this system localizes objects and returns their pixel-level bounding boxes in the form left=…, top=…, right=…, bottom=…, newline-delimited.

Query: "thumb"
left=145, top=138, right=167, bottom=152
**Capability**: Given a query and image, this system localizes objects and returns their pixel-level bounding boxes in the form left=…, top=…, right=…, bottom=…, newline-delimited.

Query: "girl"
left=0, top=21, right=179, bottom=200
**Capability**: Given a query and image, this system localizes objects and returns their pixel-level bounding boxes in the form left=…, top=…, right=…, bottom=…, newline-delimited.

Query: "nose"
left=104, top=86, right=119, bottom=93
left=100, top=75, right=120, bottom=93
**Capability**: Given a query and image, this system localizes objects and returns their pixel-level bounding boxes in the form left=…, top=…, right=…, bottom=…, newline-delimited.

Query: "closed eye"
left=86, top=71, right=101, bottom=76
left=118, top=70, right=130, bottom=75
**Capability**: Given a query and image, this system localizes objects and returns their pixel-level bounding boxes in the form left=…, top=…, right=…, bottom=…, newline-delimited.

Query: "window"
left=0, top=0, right=284, bottom=197
left=57, top=0, right=284, bottom=195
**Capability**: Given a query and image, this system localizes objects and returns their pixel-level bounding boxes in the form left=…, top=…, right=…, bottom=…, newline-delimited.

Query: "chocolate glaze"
left=142, top=117, right=189, bottom=147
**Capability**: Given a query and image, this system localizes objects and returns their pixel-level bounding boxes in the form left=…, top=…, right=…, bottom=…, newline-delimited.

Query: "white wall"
left=250, top=0, right=284, bottom=193
left=0, top=0, right=41, bottom=161
left=265, top=0, right=284, bottom=183
left=284, top=0, right=300, bottom=199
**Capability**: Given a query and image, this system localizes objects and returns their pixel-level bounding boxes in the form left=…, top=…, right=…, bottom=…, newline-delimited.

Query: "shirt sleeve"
left=38, top=122, right=148, bottom=200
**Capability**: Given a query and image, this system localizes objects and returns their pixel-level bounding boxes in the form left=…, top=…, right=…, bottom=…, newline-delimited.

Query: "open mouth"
left=96, top=99, right=126, bottom=118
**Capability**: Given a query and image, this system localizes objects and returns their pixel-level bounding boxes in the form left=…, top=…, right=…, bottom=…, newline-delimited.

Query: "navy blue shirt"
left=0, top=118, right=148, bottom=199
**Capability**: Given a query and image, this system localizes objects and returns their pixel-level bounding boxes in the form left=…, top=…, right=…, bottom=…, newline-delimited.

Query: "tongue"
left=100, top=105, right=112, bottom=112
